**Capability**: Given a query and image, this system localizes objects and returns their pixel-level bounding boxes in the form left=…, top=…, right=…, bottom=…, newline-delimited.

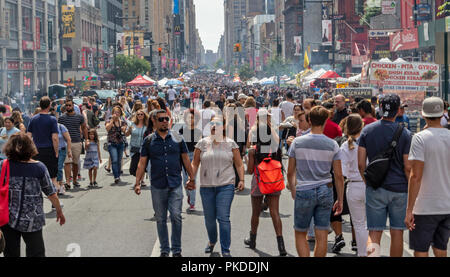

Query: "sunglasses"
left=157, top=117, right=170, bottom=122
left=137, top=113, right=144, bottom=116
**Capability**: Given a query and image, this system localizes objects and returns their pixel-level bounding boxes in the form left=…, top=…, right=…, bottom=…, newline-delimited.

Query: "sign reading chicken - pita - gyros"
left=369, top=62, right=439, bottom=91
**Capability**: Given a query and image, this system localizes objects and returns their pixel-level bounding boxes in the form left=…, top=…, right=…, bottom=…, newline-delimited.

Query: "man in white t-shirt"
left=279, top=92, right=295, bottom=122
left=406, top=97, right=450, bottom=257
left=167, top=86, right=177, bottom=109
left=199, top=100, right=216, bottom=137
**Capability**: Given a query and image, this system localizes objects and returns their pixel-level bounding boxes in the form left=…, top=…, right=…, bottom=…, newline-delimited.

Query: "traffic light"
left=234, top=43, right=241, bottom=52
left=158, top=48, right=162, bottom=56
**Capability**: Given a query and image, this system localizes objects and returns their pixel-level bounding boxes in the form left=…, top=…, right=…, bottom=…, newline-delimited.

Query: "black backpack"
left=364, top=124, right=404, bottom=190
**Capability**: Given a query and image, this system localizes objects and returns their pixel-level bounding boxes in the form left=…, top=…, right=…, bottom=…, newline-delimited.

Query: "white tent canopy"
left=394, top=58, right=407, bottom=63
left=348, top=73, right=361, bottom=82
left=379, top=58, right=392, bottom=63
left=303, top=69, right=327, bottom=82
left=143, top=75, right=156, bottom=83
left=158, top=78, right=168, bottom=86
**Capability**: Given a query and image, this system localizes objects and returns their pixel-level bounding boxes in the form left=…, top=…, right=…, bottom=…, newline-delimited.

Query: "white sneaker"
left=58, top=186, right=66, bottom=195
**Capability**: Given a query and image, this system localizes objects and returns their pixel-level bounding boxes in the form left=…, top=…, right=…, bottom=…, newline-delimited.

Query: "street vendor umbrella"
left=318, top=70, right=341, bottom=79
left=166, top=79, right=183, bottom=86
left=126, top=75, right=155, bottom=86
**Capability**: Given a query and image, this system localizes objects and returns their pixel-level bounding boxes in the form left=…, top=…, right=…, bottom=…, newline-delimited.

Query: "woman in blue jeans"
left=106, top=106, right=127, bottom=184
left=56, top=121, right=72, bottom=195
left=191, top=117, right=245, bottom=257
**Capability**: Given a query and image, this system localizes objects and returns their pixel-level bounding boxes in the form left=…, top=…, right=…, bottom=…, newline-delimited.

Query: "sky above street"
left=194, top=0, right=224, bottom=52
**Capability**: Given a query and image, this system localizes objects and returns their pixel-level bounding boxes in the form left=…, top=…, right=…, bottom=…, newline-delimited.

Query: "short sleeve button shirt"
left=140, top=131, right=188, bottom=189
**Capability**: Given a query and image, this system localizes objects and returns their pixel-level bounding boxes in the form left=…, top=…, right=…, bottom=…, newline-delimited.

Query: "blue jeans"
left=294, top=185, right=334, bottom=232
left=366, top=186, right=407, bottom=231
left=57, top=148, right=67, bottom=182
left=182, top=152, right=196, bottom=206
left=151, top=185, right=183, bottom=254
left=108, top=143, right=124, bottom=179
left=200, top=184, right=235, bottom=254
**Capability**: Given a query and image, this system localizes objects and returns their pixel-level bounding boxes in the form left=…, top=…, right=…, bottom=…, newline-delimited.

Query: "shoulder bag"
left=364, top=125, right=404, bottom=190
left=0, top=159, right=10, bottom=227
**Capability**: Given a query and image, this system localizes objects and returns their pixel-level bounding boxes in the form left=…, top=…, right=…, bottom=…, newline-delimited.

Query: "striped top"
left=58, top=113, right=85, bottom=143
left=288, top=134, right=342, bottom=191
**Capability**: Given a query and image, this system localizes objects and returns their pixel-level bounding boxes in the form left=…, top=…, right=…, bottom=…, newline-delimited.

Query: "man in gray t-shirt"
left=287, top=106, right=344, bottom=257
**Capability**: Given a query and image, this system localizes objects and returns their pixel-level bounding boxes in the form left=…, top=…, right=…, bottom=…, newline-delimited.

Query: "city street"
left=7, top=125, right=426, bottom=258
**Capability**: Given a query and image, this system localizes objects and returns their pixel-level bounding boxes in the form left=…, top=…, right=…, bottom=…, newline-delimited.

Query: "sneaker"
left=64, top=183, right=71, bottom=190
left=88, top=182, right=94, bottom=188
left=93, top=181, right=98, bottom=187
left=189, top=205, right=195, bottom=212
left=160, top=252, right=169, bottom=257
left=331, top=234, right=346, bottom=254
left=58, top=186, right=66, bottom=195
left=114, top=178, right=120, bottom=184
left=351, top=240, right=357, bottom=252
left=73, top=182, right=81, bottom=188
left=172, top=253, right=182, bottom=257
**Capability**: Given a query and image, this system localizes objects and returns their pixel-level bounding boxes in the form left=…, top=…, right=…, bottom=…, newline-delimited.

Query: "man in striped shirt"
left=287, top=106, right=345, bottom=257
left=58, top=99, right=89, bottom=189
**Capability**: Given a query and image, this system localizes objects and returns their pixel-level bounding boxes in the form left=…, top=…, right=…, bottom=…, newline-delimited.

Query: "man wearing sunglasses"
left=134, top=109, right=196, bottom=257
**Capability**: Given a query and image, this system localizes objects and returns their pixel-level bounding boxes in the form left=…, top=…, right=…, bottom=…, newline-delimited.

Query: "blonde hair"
left=244, top=97, right=256, bottom=108
left=132, top=109, right=149, bottom=126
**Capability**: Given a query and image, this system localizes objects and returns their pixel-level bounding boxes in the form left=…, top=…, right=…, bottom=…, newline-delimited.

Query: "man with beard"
left=58, top=99, right=89, bottom=189
left=134, top=110, right=196, bottom=257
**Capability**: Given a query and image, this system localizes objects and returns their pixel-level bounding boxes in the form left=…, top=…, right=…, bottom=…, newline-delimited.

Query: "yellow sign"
left=62, top=5, right=76, bottom=38
left=336, top=83, right=348, bottom=88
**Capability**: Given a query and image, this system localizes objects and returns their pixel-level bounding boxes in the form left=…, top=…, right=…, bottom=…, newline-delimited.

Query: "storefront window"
left=6, top=3, right=17, bottom=29
left=22, top=7, right=32, bottom=33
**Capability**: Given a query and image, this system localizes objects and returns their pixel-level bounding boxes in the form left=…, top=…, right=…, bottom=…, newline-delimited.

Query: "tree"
left=214, top=58, right=224, bottom=69
left=359, top=5, right=381, bottom=26
left=264, top=56, right=290, bottom=77
left=438, top=1, right=450, bottom=17
left=109, top=55, right=151, bottom=83
left=238, top=64, right=254, bottom=81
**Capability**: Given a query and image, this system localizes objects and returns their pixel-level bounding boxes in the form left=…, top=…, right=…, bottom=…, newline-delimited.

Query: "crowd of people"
left=0, top=75, right=449, bottom=258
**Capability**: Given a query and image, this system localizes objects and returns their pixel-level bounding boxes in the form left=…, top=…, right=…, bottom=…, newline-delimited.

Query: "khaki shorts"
left=65, top=142, right=83, bottom=165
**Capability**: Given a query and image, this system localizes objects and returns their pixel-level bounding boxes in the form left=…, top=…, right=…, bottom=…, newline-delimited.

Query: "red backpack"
left=0, top=159, right=10, bottom=227
left=254, top=154, right=285, bottom=195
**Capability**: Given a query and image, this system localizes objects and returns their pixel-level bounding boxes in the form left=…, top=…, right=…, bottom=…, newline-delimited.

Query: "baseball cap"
left=380, top=94, right=401, bottom=118
left=422, top=97, right=444, bottom=118
left=238, top=94, right=248, bottom=100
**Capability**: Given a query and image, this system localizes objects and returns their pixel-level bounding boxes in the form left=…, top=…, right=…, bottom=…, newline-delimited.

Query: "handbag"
left=0, top=159, right=10, bottom=227
left=364, top=125, right=404, bottom=190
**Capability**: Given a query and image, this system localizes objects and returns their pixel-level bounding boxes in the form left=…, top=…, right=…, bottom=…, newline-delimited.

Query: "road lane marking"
left=151, top=238, right=160, bottom=257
